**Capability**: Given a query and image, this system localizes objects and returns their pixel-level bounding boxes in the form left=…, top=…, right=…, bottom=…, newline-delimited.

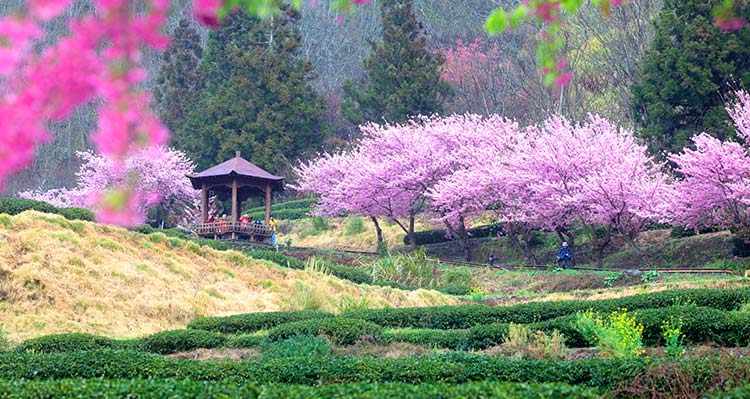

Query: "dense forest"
left=3, top=0, right=730, bottom=196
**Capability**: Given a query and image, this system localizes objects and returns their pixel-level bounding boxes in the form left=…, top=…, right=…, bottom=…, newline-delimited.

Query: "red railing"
left=195, top=221, right=272, bottom=238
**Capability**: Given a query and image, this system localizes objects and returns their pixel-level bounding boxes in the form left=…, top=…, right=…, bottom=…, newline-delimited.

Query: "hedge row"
left=249, top=208, right=310, bottom=221
left=248, top=198, right=316, bottom=214
left=0, top=197, right=94, bottom=221
left=17, top=330, right=227, bottom=355
left=132, top=225, right=193, bottom=240
left=188, top=310, right=334, bottom=334
left=343, top=288, right=750, bottom=329
left=0, top=379, right=602, bottom=399
left=0, top=350, right=647, bottom=388
left=266, top=318, right=383, bottom=345
left=386, top=306, right=750, bottom=350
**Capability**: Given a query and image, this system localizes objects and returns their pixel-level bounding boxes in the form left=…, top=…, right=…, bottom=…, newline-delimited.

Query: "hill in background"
left=0, top=212, right=454, bottom=342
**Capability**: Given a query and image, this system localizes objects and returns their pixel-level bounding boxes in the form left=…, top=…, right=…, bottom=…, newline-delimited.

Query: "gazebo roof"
left=187, top=152, right=284, bottom=191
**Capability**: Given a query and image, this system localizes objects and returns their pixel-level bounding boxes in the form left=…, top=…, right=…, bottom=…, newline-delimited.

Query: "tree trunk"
left=591, top=226, right=612, bottom=269
left=505, top=223, right=537, bottom=264
left=444, top=218, right=473, bottom=262
left=370, top=216, right=385, bottom=253
left=408, top=212, right=416, bottom=249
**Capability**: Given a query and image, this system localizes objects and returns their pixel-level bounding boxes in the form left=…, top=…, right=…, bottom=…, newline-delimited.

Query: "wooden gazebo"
left=187, top=152, right=284, bottom=241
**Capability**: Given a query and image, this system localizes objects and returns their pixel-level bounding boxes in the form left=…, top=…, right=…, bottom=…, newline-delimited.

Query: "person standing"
left=556, top=242, right=573, bottom=269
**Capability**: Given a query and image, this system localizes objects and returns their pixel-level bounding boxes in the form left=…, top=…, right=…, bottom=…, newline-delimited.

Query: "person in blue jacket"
left=556, top=242, right=573, bottom=269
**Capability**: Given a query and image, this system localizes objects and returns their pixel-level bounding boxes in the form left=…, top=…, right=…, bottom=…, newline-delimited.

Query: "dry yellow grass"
left=0, top=211, right=457, bottom=342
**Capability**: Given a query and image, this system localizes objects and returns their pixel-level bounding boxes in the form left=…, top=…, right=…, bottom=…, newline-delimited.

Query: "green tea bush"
left=56, top=207, right=94, bottom=221
left=267, top=318, right=383, bottom=345
left=0, top=350, right=648, bottom=388
left=343, top=288, right=750, bottom=329
left=436, top=285, right=473, bottom=295
left=16, top=333, right=117, bottom=353
left=0, top=198, right=93, bottom=222
left=188, top=310, right=334, bottom=334
left=0, top=379, right=603, bottom=399
left=385, top=328, right=469, bottom=350
left=260, top=336, right=332, bottom=358
left=138, top=330, right=226, bottom=354
left=329, top=264, right=373, bottom=284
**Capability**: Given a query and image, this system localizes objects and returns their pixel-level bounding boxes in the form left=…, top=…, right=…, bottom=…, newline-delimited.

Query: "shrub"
left=329, top=264, right=373, bottom=284
left=670, top=225, right=719, bottom=238
left=188, top=310, right=334, bottom=334
left=345, top=217, right=365, bottom=235
left=441, top=268, right=474, bottom=287
left=385, top=328, right=469, bottom=350
left=0, top=350, right=648, bottom=388
left=56, top=207, right=94, bottom=221
left=245, top=250, right=305, bottom=270
left=336, top=294, right=372, bottom=313
left=371, top=249, right=438, bottom=288
left=267, top=318, right=384, bottom=345
left=138, top=329, right=226, bottom=354
left=15, top=333, right=116, bottom=353
left=343, top=288, right=750, bottom=329
left=574, top=309, right=644, bottom=358
left=436, top=285, right=473, bottom=295
left=405, top=224, right=505, bottom=245
left=502, top=323, right=566, bottom=360
left=0, top=379, right=605, bottom=399
left=0, top=197, right=57, bottom=215
left=260, top=335, right=332, bottom=358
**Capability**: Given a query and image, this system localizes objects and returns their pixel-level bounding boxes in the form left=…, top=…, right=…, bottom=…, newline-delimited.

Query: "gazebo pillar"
left=265, top=184, right=272, bottom=225
left=231, top=179, right=238, bottom=222
left=201, top=184, right=208, bottom=223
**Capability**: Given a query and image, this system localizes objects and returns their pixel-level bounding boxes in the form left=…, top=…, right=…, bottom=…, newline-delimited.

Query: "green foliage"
left=502, top=323, right=566, bottom=360
left=188, top=310, right=334, bottom=334
left=661, top=317, right=686, bottom=359
left=260, top=335, right=332, bottom=358
left=138, top=329, right=226, bottom=355
left=56, top=207, right=94, bottom=222
left=436, top=285, right=473, bottom=296
left=345, top=217, right=366, bottom=235
left=249, top=208, right=309, bottom=221
left=225, top=334, right=265, bottom=348
left=343, top=288, right=750, bottom=330
left=641, top=270, right=661, bottom=284
left=670, top=225, right=719, bottom=238
left=336, top=295, right=372, bottom=313
left=15, top=333, right=118, bottom=354
left=0, top=198, right=92, bottom=222
left=342, top=0, right=451, bottom=124
left=0, top=378, right=607, bottom=399
left=245, top=250, right=305, bottom=270
left=371, top=249, right=438, bottom=288
left=153, top=18, right=203, bottom=148
left=574, top=309, right=644, bottom=358
left=181, top=8, right=329, bottom=173
left=0, top=349, right=649, bottom=388
left=329, top=264, right=373, bottom=284
left=267, top=318, right=383, bottom=345
left=631, top=0, right=750, bottom=154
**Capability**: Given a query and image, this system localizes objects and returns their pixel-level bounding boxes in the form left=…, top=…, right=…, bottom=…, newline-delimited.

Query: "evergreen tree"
left=152, top=18, right=204, bottom=148
left=342, top=0, right=452, bottom=124
left=631, top=0, right=750, bottom=154
left=181, top=8, right=329, bottom=172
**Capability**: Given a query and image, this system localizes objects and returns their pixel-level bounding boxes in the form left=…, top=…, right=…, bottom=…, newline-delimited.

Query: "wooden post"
left=231, top=179, right=238, bottom=240
left=201, top=184, right=208, bottom=223
left=265, top=184, right=272, bottom=225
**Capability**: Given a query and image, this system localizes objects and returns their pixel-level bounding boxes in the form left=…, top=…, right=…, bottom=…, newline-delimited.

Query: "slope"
left=0, top=211, right=455, bottom=342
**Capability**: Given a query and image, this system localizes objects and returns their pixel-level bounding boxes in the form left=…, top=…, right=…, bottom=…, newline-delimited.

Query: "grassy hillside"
left=0, top=211, right=456, bottom=342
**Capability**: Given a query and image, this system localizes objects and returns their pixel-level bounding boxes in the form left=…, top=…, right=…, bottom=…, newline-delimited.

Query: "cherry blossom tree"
left=21, top=147, right=198, bottom=226
left=670, top=91, right=750, bottom=242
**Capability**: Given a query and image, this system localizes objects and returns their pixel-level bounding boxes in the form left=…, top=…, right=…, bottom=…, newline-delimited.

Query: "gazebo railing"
left=195, top=221, right=273, bottom=238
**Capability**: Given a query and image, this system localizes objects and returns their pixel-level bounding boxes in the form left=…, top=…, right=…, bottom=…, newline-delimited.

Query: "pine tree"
left=342, top=0, right=452, bottom=124
left=152, top=17, right=204, bottom=148
left=631, top=0, right=750, bottom=154
left=181, top=8, right=329, bottom=172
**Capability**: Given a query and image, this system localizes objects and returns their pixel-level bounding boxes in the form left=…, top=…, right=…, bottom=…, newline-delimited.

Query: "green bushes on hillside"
left=405, top=224, right=505, bottom=245
left=0, top=350, right=647, bottom=388
left=0, top=198, right=93, bottom=221
left=15, top=333, right=119, bottom=353
left=0, top=379, right=603, bottom=399
left=137, top=329, right=226, bottom=354
left=267, top=318, right=383, bottom=345
left=188, top=310, right=334, bottom=334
